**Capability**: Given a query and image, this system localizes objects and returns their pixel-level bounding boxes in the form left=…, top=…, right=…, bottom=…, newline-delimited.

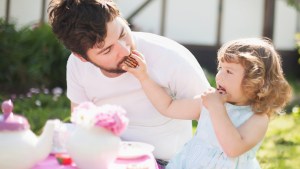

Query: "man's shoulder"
left=133, top=31, right=162, bottom=38
left=67, top=53, right=90, bottom=72
left=67, top=53, right=85, bottom=65
left=133, top=32, right=180, bottom=45
left=133, top=32, right=189, bottom=55
left=67, top=53, right=76, bottom=61
left=132, top=32, right=199, bottom=69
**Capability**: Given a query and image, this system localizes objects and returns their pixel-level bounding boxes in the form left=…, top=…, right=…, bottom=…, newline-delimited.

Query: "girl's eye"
left=226, top=70, right=232, bottom=74
left=217, top=66, right=221, bottom=71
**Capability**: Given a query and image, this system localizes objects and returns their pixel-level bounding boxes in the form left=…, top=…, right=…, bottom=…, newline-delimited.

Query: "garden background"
left=1, top=1, right=300, bottom=168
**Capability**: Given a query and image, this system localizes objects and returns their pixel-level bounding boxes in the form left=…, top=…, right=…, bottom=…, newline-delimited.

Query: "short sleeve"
left=66, top=55, right=89, bottom=104
left=171, top=61, right=211, bottom=99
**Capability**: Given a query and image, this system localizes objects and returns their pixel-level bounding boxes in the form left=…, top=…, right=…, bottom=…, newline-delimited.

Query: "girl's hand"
left=201, top=88, right=228, bottom=111
left=122, top=50, right=149, bottom=81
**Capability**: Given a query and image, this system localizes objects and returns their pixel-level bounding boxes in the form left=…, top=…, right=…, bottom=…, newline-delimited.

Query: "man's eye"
left=103, top=48, right=111, bottom=54
left=120, top=32, right=126, bottom=39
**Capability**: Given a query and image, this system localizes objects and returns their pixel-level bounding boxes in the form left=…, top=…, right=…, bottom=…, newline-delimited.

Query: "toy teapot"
left=0, top=99, right=58, bottom=169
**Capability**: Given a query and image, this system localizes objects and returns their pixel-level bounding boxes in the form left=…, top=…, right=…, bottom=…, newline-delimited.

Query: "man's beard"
left=88, top=57, right=128, bottom=75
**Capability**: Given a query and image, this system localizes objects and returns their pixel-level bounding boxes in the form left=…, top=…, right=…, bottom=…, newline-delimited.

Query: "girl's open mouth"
left=217, top=85, right=226, bottom=94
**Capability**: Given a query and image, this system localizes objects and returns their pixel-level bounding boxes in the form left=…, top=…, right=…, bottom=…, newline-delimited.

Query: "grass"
left=0, top=88, right=70, bottom=134
left=257, top=110, right=300, bottom=169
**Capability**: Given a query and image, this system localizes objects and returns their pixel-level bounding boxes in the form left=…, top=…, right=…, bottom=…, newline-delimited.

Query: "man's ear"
left=73, top=53, right=88, bottom=62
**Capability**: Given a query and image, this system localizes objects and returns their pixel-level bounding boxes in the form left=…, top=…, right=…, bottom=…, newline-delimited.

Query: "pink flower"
left=71, top=102, right=128, bottom=136
left=94, top=105, right=128, bottom=135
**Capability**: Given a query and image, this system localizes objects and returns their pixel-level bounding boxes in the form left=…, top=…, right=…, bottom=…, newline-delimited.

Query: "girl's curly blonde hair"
left=217, top=38, right=292, bottom=117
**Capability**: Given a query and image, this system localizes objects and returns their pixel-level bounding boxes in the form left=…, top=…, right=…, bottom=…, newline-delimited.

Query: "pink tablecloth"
left=32, top=154, right=159, bottom=169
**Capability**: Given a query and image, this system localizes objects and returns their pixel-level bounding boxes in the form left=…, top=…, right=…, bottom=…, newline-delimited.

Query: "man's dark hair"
left=48, top=0, right=120, bottom=58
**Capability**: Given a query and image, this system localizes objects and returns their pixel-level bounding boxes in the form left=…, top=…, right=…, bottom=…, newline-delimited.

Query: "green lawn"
left=257, top=112, right=300, bottom=169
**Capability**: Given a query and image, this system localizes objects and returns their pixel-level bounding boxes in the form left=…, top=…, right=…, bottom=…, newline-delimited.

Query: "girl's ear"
left=73, top=53, right=88, bottom=62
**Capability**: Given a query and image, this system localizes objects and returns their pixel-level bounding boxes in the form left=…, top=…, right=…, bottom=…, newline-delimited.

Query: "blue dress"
left=166, top=103, right=261, bottom=169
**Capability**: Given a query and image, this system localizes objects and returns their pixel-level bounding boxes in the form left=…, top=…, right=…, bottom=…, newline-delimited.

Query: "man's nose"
left=117, top=40, right=131, bottom=56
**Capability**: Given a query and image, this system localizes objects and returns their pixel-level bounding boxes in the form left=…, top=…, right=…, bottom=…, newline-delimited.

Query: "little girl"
left=123, top=38, right=292, bottom=169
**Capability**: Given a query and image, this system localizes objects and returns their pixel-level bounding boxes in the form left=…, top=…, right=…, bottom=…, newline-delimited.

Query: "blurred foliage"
left=287, top=0, right=300, bottom=64
left=285, top=76, right=300, bottom=114
left=257, top=113, right=300, bottom=169
left=0, top=19, right=70, bottom=94
left=0, top=88, right=70, bottom=134
left=286, top=0, right=300, bottom=11
left=295, top=33, right=300, bottom=64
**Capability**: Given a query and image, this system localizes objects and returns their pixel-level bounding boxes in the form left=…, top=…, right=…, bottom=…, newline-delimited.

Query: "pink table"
left=33, top=153, right=159, bottom=169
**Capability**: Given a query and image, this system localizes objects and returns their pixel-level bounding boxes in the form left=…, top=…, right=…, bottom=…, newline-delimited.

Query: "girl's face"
left=216, top=61, right=248, bottom=105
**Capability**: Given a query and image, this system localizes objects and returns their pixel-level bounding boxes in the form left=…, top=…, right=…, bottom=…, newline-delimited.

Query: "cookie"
left=123, top=55, right=138, bottom=68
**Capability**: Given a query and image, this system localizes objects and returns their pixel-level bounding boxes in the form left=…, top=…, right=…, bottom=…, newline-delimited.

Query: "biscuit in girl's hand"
left=123, top=54, right=138, bottom=68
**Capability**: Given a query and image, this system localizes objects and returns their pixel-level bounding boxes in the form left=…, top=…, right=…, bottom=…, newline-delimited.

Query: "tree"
left=286, top=0, right=300, bottom=11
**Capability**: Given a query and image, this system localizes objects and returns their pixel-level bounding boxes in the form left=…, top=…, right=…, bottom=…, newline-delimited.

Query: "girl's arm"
left=123, top=50, right=202, bottom=120
left=202, top=89, right=269, bottom=157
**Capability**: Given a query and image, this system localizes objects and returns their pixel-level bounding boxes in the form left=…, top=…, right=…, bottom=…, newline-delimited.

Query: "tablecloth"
left=32, top=153, right=159, bottom=169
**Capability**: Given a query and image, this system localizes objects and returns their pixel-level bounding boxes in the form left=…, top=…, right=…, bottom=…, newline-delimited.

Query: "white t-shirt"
left=66, top=32, right=210, bottom=160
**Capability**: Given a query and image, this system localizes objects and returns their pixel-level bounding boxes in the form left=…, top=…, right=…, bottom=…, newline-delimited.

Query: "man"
left=48, top=0, right=210, bottom=166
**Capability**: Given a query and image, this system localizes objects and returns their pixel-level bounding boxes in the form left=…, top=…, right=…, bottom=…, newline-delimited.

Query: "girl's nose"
left=215, top=70, right=223, bottom=82
left=117, top=40, right=131, bottom=56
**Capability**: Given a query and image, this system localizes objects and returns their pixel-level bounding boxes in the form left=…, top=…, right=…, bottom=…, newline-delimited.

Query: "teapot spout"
left=35, top=120, right=59, bottom=162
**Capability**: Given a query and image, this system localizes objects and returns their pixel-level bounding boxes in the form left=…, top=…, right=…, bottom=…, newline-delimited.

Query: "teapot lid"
left=0, top=100, right=30, bottom=131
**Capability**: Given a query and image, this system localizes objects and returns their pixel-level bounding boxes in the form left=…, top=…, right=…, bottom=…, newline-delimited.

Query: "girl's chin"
left=227, top=101, right=236, bottom=105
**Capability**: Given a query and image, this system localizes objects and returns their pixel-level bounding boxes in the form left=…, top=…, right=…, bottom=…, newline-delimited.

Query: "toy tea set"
left=0, top=99, right=129, bottom=169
